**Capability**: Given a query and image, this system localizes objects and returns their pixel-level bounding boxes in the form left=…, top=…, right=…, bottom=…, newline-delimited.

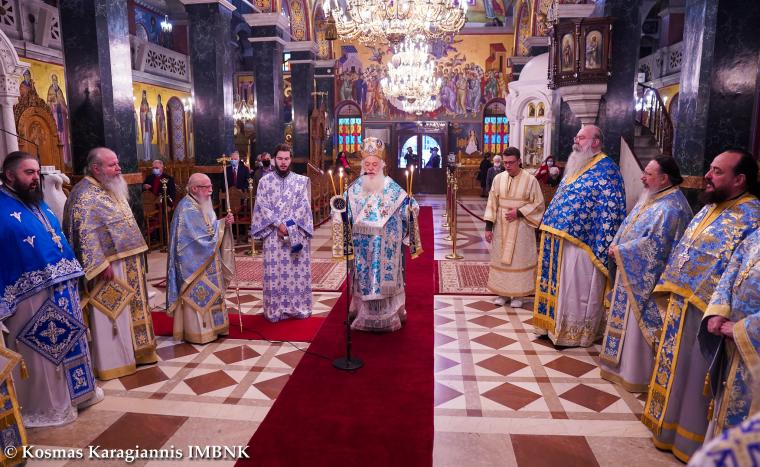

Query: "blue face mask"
left=152, top=168, right=161, bottom=175
left=230, top=159, right=239, bottom=168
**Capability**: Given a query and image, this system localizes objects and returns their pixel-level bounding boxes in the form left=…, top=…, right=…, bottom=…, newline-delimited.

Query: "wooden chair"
left=142, top=191, right=162, bottom=249
left=221, top=187, right=250, bottom=241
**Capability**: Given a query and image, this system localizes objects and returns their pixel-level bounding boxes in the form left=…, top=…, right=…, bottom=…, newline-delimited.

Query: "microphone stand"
left=0, top=127, right=39, bottom=157
left=332, top=173, right=363, bottom=371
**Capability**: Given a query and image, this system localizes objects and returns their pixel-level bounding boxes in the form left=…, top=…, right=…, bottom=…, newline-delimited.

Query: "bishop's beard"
left=100, top=173, right=129, bottom=205
left=198, top=196, right=215, bottom=221
left=362, top=173, right=385, bottom=195
left=563, top=145, right=597, bottom=180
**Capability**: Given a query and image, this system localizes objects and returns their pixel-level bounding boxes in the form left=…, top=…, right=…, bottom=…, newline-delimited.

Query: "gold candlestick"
left=328, top=169, right=337, bottom=195
left=160, top=178, right=170, bottom=252
left=246, top=177, right=260, bottom=257
left=445, top=169, right=463, bottom=260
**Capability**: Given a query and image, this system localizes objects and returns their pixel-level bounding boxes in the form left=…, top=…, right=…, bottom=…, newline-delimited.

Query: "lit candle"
left=328, top=169, right=336, bottom=195
left=409, top=165, right=415, bottom=195
left=338, top=167, right=344, bottom=194
left=405, top=170, right=410, bottom=194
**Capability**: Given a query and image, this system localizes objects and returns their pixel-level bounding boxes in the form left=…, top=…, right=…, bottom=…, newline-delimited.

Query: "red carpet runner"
left=238, top=206, right=435, bottom=467
left=151, top=312, right=326, bottom=343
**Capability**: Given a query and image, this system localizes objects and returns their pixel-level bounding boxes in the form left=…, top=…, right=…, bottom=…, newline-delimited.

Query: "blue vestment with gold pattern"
left=699, top=228, right=760, bottom=435
left=0, top=186, right=95, bottom=405
left=533, top=153, right=626, bottom=332
left=642, top=194, right=760, bottom=461
left=166, top=195, right=233, bottom=341
left=688, top=410, right=760, bottom=467
left=601, top=187, right=692, bottom=365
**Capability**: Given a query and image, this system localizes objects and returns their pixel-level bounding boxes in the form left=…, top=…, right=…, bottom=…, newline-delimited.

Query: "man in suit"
left=142, top=159, right=176, bottom=205
left=426, top=147, right=442, bottom=168
left=225, top=151, right=251, bottom=191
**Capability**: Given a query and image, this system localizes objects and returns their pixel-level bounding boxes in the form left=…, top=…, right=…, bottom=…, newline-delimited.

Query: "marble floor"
left=24, top=195, right=679, bottom=466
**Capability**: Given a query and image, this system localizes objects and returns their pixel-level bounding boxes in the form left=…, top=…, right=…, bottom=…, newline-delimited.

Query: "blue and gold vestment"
left=601, top=187, right=692, bottom=365
left=642, top=194, right=760, bottom=461
left=533, top=153, right=626, bottom=333
left=699, top=228, right=760, bottom=435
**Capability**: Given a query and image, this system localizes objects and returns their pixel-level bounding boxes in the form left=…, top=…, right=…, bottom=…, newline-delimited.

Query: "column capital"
left=285, top=41, right=319, bottom=54
left=180, top=0, right=236, bottom=12
left=244, top=12, right=290, bottom=30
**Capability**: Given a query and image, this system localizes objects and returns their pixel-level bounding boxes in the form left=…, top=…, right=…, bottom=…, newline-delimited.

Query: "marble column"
left=315, top=60, right=336, bottom=161
left=185, top=1, right=236, bottom=165
left=245, top=13, right=289, bottom=156
left=287, top=42, right=318, bottom=163
left=592, top=0, right=643, bottom=162
left=59, top=0, right=138, bottom=174
left=673, top=0, right=760, bottom=177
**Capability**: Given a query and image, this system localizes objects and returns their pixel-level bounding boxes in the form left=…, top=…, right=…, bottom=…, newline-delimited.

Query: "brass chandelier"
left=323, top=0, right=468, bottom=46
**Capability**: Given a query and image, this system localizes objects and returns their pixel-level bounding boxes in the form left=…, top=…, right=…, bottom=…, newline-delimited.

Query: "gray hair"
left=152, top=159, right=164, bottom=166
left=493, top=155, right=502, bottom=162
left=85, top=147, right=107, bottom=175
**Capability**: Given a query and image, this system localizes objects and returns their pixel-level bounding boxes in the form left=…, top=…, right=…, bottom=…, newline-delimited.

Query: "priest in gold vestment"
left=483, top=147, right=544, bottom=308
left=166, top=174, right=235, bottom=344
left=63, top=147, right=158, bottom=380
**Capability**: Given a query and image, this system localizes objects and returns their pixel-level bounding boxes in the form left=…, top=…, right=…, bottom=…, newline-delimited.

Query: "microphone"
left=0, top=127, right=40, bottom=157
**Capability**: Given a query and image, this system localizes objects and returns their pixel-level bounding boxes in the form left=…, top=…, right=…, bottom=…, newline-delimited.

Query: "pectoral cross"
left=51, top=232, right=63, bottom=251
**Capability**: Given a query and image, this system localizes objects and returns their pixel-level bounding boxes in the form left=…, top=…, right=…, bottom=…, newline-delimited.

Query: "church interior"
left=2, top=0, right=760, bottom=465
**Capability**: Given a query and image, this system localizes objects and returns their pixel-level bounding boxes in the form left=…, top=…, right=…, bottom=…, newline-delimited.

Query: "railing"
left=637, top=41, right=683, bottom=82
left=0, top=0, right=62, bottom=50
left=635, top=83, right=673, bottom=156
left=130, top=36, right=191, bottom=83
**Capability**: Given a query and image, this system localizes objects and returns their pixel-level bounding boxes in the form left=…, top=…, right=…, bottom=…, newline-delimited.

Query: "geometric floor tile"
left=544, top=356, right=596, bottom=378
left=183, top=370, right=237, bottom=395
left=119, top=366, right=169, bottom=390
left=435, top=354, right=460, bottom=373
left=88, top=412, right=188, bottom=450
left=435, top=332, right=457, bottom=347
left=276, top=350, right=304, bottom=368
left=156, top=342, right=200, bottom=361
left=253, top=374, right=290, bottom=400
left=435, top=314, right=455, bottom=326
left=467, top=300, right=501, bottom=312
left=471, top=332, right=517, bottom=349
left=213, top=345, right=261, bottom=364
left=468, top=315, right=508, bottom=328
left=559, top=384, right=620, bottom=412
left=531, top=337, right=558, bottom=349
left=476, top=355, right=527, bottom=376
left=481, top=382, right=542, bottom=410
left=435, top=382, right=463, bottom=407
left=511, top=434, right=600, bottom=467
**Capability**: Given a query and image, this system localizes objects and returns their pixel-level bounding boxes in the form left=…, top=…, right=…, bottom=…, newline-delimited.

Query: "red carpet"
left=238, top=206, right=435, bottom=467
left=151, top=312, right=326, bottom=342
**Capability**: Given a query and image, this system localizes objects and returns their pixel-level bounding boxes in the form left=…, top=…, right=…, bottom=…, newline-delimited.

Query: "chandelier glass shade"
left=381, top=35, right=441, bottom=114
left=324, top=0, right=467, bottom=46
left=233, top=99, right=256, bottom=122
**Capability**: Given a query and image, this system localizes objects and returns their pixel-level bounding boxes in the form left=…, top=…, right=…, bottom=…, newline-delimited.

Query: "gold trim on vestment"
left=653, top=281, right=709, bottom=313
left=651, top=436, right=697, bottom=463
left=541, top=225, right=609, bottom=279
left=599, top=368, right=649, bottom=393
left=563, top=153, right=607, bottom=186
left=532, top=233, right=563, bottom=332
left=85, top=246, right=151, bottom=281
left=96, top=362, right=137, bottom=380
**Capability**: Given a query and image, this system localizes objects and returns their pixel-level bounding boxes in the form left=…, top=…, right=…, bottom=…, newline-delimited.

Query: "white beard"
left=101, top=174, right=129, bottom=205
left=636, top=188, right=652, bottom=206
left=362, top=174, right=385, bottom=195
left=198, top=196, right=216, bottom=221
left=563, top=145, right=597, bottom=180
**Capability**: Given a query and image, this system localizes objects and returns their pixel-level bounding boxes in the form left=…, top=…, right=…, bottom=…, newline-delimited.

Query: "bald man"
left=166, top=174, right=235, bottom=343
left=64, top=147, right=158, bottom=379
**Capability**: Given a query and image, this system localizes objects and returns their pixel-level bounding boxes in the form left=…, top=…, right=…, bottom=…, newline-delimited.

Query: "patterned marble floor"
left=24, top=195, right=680, bottom=466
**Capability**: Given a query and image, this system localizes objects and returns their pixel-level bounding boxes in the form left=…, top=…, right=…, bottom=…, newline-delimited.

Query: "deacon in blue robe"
left=251, top=144, right=314, bottom=322
left=642, top=150, right=760, bottom=462
left=699, top=228, right=760, bottom=438
left=0, top=152, right=98, bottom=428
left=167, top=174, right=235, bottom=344
left=533, top=125, right=626, bottom=347
left=600, top=158, right=693, bottom=392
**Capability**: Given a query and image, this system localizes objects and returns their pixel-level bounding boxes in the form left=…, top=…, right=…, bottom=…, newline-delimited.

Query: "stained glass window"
left=483, top=116, right=509, bottom=154
left=337, top=117, right=362, bottom=153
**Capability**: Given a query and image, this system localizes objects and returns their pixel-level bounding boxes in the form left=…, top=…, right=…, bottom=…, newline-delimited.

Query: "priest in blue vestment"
left=642, top=149, right=760, bottom=462
left=0, top=151, right=99, bottom=428
left=600, top=156, right=692, bottom=392
left=699, top=227, right=760, bottom=440
left=167, top=174, right=235, bottom=343
left=332, top=137, right=421, bottom=332
left=533, top=125, right=626, bottom=347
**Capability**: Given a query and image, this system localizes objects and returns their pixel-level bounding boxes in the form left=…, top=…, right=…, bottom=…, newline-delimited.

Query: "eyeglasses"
left=197, top=185, right=212, bottom=189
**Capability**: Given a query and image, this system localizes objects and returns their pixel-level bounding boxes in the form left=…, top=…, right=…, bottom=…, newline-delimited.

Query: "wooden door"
left=17, top=107, right=63, bottom=170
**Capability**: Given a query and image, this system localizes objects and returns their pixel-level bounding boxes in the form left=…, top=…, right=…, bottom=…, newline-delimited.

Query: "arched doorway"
left=14, top=91, right=64, bottom=171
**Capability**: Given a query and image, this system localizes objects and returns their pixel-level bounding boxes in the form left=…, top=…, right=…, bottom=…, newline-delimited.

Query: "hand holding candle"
left=328, top=169, right=336, bottom=195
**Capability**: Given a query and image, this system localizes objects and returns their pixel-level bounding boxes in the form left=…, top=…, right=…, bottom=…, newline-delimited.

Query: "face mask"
left=262, top=160, right=271, bottom=167
left=152, top=168, right=161, bottom=175
left=230, top=159, right=239, bottom=168
left=547, top=160, right=554, bottom=167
